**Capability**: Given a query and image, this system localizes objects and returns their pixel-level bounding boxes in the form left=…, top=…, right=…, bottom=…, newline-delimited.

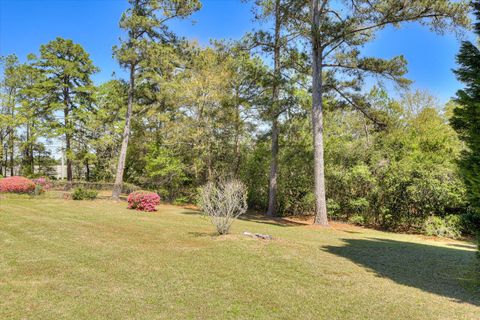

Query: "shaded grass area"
left=0, top=197, right=479, bottom=319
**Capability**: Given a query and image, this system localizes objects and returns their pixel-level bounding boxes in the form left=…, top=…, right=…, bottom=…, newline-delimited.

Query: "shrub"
left=173, top=196, right=190, bottom=206
left=32, top=177, right=52, bottom=195
left=198, top=179, right=248, bottom=235
left=349, top=214, right=366, bottom=226
left=424, top=215, right=462, bottom=239
left=50, top=181, right=141, bottom=193
left=33, top=177, right=51, bottom=190
left=0, top=176, right=35, bottom=194
left=72, top=188, right=98, bottom=200
left=127, top=191, right=160, bottom=212
left=461, top=211, right=480, bottom=236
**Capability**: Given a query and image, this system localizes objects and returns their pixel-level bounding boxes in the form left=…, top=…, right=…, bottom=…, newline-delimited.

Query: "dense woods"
left=1, top=0, right=479, bottom=234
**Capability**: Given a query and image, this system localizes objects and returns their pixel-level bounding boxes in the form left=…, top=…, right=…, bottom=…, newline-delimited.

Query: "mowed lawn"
left=0, top=197, right=479, bottom=320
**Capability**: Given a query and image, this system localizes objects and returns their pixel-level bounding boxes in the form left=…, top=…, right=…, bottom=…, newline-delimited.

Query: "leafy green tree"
left=36, top=37, right=98, bottom=184
left=112, top=0, right=202, bottom=199
left=89, top=80, right=128, bottom=181
left=451, top=0, right=480, bottom=213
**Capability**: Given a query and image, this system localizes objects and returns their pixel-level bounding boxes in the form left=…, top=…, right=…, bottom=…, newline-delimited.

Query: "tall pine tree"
left=112, top=0, right=202, bottom=199
left=37, top=38, right=98, bottom=184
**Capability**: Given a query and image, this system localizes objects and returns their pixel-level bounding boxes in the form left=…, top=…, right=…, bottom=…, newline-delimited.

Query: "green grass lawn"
left=0, top=196, right=479, bottom=319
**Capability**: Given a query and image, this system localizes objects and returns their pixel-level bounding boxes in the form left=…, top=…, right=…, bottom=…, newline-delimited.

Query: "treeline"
left=0, top=0, right=479, bottom=233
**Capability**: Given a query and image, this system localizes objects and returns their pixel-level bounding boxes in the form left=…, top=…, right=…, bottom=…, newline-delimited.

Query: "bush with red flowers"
left=127, top=191, right=160, bottom=212
left=0, top=176, right=36, bottom=194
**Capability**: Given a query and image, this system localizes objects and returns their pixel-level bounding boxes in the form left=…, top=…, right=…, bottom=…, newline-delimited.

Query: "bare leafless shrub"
left=198, top=179, right=248, bottom=235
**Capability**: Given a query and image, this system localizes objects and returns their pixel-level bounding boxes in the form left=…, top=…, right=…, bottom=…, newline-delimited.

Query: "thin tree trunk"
left=267, top=0, right=282, bottom=217
left=311, top=0, right=328, bottom=226
left=85, top=159, right=90, bottom=182
left=112, top=64, right=135, bottom=200
left=65, top=132, right=73, bottom=182
left=233, top=99, right=242, bottom=177
left=64, top=107, right=73, bottom=187
left=30, top=122, right=35, bottom=175
left=8, top=99, right=14, bottom=176
left=0, top=132, right=3, bottom=175
left=267, top=117, right=279, bottom=216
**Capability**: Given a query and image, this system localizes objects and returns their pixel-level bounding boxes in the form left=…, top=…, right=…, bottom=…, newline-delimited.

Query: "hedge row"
left=51, top=181, right=141, bottom=194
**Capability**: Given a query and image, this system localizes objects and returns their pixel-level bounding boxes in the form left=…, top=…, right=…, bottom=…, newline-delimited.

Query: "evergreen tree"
left=111, top=0, right=202, bottom=199
left=452, top=0, right=480, bottom=213
left=36, top=37, right=98, bottom=184
left=249, top=0, right=301, bottom=216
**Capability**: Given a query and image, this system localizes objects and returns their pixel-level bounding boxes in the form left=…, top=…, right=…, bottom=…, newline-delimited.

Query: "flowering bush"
left=33, top=177, right=52, bottom=190
left=127, top=191, right=160, bottom=212
left=32, top=177, right=52, bottom=195
left=0, top=176, right=36, bottom=194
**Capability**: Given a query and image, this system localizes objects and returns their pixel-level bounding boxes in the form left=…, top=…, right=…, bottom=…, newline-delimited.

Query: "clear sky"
left=0, top=0, right=472, bottom=104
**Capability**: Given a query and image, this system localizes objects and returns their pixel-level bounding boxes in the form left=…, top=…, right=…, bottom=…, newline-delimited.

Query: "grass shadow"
left=237, top=212, right=306, bottom=227
left=176, top=208, right=305, bottom=228
left=188, top=231, right=218, bottom=238
left=338, top=230, right=363, bottom=234
left=323, top=237, right=480, bottom=306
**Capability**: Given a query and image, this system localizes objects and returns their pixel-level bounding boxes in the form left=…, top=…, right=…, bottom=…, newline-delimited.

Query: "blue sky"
left=0, top=0, right=471, bottom=104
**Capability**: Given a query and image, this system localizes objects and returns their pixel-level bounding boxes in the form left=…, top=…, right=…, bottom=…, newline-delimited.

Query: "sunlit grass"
left=0, top=197, right=478, bottom=319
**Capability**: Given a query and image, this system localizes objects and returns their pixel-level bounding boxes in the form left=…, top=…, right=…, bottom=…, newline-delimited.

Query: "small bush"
left=424, top=215, right=462, bottom=239
left=72, top=188, right=98, bottom=200
left=0, top=176, right=36, bottom=194
left=31, top=177, right=52, bottom=195
left=173, top=196, right=190, bottom=206
left=349, top=214, right=365, bottom=226
left=127, top=191, right=160, bottom=212
left=198, top=179, right=248, bottom=235
left=33, top=177, right=52, bottom=190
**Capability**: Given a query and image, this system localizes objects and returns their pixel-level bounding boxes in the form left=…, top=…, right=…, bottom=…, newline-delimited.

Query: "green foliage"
left=33, top=184, right=44, bottom=196
left=172, top=196, right=190, bottom=206
left=72, top=188, right=98, bottom=201
left=424, top=215, right=463, bottom=239
left=451, top=1, right=480, bottom=214
left=349, top=215, right=366, bottom=226
left=145, top=146, right=188, bottom=200
left=461, top=211, right=480, bottom=235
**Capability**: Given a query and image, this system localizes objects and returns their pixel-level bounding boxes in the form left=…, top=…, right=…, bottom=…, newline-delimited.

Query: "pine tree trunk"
left=64, top=103, right=73, bottom=187
left=0, top=132, right=3, bottom=175
left=112, top=64, right=135, bottom=200
left=267, top=117, right=279, bottom=216
left=233, top=101, right=242, bottom=177
left=267, top=0, right=282, bottom=217
left=311, top=0, right=328, bottom=226
left=85, top=160, right=90, bottom=182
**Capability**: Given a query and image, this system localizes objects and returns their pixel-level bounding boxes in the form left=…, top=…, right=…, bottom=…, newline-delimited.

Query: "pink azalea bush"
left=32, top=177, right=52, bottom=191
left=0, top=176, right=36, bottom=194
left=32, top=177, right=52, bottom=194
left=127, top=191, right=160, bottom=212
